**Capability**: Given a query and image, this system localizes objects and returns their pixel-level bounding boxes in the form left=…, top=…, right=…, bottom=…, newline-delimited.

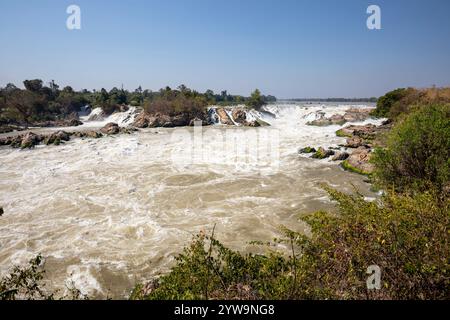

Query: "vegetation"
left=245, top=89, right=266, bottom=110
left=143, top=86, right=208, bottom=117
left=131, top=187, right=449, bottom=300
left=0, top=80, right=276, bottom=126
left=341, top=159, right=372, bottom=176
left=0, top=255, right=87, bottom=300
left=371, top=87, right=450, bottom=120
left=1, top=87, right=448, bottom=300
left=372, top=104, right=450, bottom=196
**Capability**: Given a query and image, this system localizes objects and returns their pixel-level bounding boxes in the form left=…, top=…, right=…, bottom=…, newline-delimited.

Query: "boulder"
left=132, top=112, right=149, bottom=128
left=44, top=131, right=71, bottom=145
left=216, top=108, right=234, bottom=125
left=298, top=146, right=316, bottom=154
left=232, top=109, right=247, bottom=125
left=332, top=151, right=350, bottom=161
left=100, top=123, right=120, bottom=135
left=0, top=207, right=3, bottom=216
left=311, top=147, right=335, bottom=159
left=345, top=136, right=365, bottom=148
left=20, top=132, right=41, bottom=149
left=342, top=108, right=372, bottom=122
left=342, top=147, right=375, bottom=174
left=85, top=131, right=103, bottom=139
left=68, top=119, right=83, bottom=126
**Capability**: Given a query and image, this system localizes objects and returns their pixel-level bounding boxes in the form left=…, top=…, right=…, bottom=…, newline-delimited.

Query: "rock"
left=119, top=126, right=139, bottom=134
left=298, top=146, right=316, bottom=154
left=232, top=109, right=247, bottom=125
left=20, top=132, right=41, bottom=149
left=332, top=151, right=350, bottom=161
left=0, top=207, right=3, bottom=216
left=85, top=131, right=103, bottom=139
left=44, top=131, right=71, bottom=145
left=342, top=108, right=372, bottom=122
left=132, top=112, right=151, bottom=128
left=307, top=114, right=346, bottom=126
left=342, top=147, right=375, bottom=175
left=133, top=112, right=207, bottom=128
left=308, top=108, right=373, bottom=127
left=68, top=119, right=83, bottom=126
left=100, top=123, right=120, bottom=135
left=88, top=110, right=107, bottom=121
left=345, top=136, right=365, bottom=148
left=311, top=147, right=335, bottom=159
left=216, top=108, right=234, bottom=125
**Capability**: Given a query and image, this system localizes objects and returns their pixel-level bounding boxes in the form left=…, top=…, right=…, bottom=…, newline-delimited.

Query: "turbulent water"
left=0, top=103, right=382, bottom=298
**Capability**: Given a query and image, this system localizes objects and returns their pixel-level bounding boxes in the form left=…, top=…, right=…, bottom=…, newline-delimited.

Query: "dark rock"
left=44, top=131, right=71, bottom=145
left=232, top=109, right=247, bottom=125
left=68, top=119, right=83, bottom=126
left=298, top=146, right=316, bottom=154
left=311, top=147, right=335, bottom=159
left=332, top=151, right=350, bottom=161
left=0, top=207, right=3, bottom=216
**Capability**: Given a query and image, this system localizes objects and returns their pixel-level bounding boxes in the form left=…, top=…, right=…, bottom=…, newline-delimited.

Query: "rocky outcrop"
left=216, top=108, right=234, bottom=125
left=100, top=123, right=120, bottom=135
left=20, top=132, right=42, bottom=148
left=332, top=151, right=350, bottom=161
left=132, top=112, right=208, bottom=128
left=298, top=146, right=316, bottom=154
left=232, top=109, right=247, bottom=125
left=345, top=136, right=366, bottom=148
left=71, top=131, right=104, bottom=139
left=43, top=130, right=71, bottom=145
left=341, top=147, right=375, bottom=175
left=311, top=147, right=335, bottom=159
left=307, top=108, right=373, bottom=126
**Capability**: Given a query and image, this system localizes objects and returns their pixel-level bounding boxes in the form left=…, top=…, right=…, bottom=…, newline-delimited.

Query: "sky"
left=1, top=0, right=450, bottom=98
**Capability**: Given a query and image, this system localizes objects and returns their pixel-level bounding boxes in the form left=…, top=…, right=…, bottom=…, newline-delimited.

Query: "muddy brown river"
left=0, top=103, right=381, bottom=298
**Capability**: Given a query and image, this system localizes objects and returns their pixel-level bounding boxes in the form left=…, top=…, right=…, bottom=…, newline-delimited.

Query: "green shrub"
left=372, top=104, right=450, bottom=195
left=372, top=87, right=450, bottom=120
left=294, top=186, right=449, bottom=300
left=132, top=186, right=449, bottom=300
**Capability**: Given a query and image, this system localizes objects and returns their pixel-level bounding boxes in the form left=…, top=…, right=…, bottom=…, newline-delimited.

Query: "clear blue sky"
left=1, top=0, right=449, bottom=98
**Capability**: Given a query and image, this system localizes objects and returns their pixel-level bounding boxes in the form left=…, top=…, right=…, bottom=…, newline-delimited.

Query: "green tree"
left=246, top=89, right=265, bottom=110
left=23, top=79, right=43, bottom=93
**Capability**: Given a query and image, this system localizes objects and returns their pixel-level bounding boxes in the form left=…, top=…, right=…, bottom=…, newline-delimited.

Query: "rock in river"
left=100, top=123, right=120, bottom=135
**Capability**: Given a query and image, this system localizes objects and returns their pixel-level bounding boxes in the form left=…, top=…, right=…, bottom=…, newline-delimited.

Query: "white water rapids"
left=0, top=103, right=382, bottom=298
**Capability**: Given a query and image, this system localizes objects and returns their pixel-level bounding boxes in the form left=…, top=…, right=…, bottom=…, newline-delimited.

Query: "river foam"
left=0, top=102, right=381, bottom=298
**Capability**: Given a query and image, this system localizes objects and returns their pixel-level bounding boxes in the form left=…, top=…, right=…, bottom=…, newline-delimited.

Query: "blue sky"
left=1, top=0, right=449, bottom=98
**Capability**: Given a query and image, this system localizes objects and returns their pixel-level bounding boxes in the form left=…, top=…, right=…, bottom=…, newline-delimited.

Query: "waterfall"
left=207, top=107, right=221, bottom=124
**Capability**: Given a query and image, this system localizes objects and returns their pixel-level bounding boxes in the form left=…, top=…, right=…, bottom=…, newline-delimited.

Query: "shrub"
left=132, top=186, right=449, bottom=300
left=372, top=87, right=450, bottom=120
left=294, top=186, right=449, bottom=300
left=144, top=94, right=207, bottom=117
left=372, top=104, right=450, bottom=195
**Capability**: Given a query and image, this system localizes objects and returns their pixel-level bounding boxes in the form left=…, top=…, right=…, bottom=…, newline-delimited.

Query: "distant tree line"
left=0, top=80, right=276, bottom=125
left=283, top=97, right=378, bottom=103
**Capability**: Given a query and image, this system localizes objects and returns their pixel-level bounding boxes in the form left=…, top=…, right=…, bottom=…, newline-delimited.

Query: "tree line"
left=0, top=79, right=276, bottom=125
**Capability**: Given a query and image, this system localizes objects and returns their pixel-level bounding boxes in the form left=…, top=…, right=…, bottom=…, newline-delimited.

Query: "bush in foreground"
left=132, top=187, right=449, bottom=300
left=372, top=104, right=450, bottom=196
